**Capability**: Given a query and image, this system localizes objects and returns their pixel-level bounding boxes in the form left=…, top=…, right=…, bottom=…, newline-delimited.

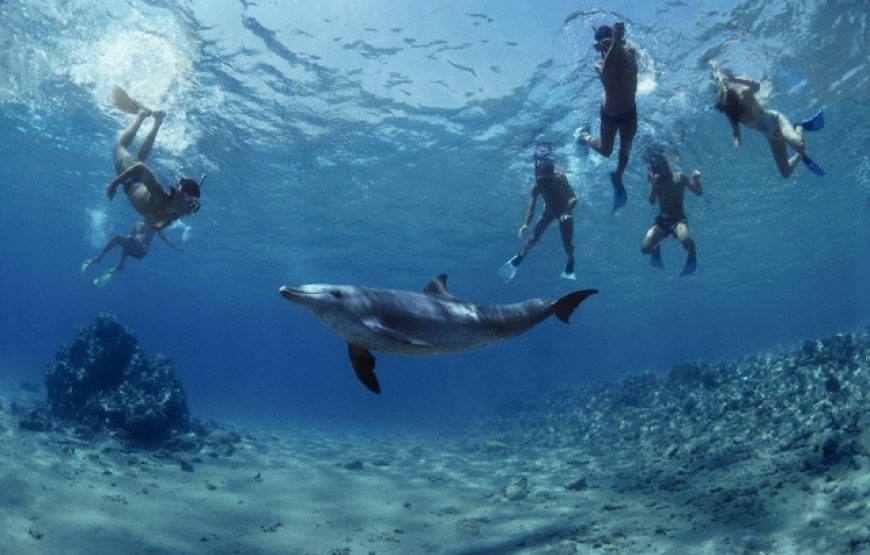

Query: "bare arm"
left=687, top=170, right=703, bottom=196
left=157, top=230, right=185, bottom=252
left=518, top=184, right=539, bottom=237
left=560, top=176, right=577, bottom=222
left=602, top=22, right=628, bottom=72
left=730, top=120, right=741, bottom=147
left=647, top=172, right=658, bottom=204
left=732, top=75, right=761, bottom=94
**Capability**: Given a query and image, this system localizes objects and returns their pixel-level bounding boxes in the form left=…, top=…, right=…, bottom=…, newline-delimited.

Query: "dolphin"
left=279, top=274, right=597, bottom=394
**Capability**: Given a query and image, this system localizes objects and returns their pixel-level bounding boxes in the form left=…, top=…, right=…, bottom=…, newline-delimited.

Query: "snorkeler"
left=81, top=220, right=184, bottom=287
left=106, top=86, right=202, bottom=231
left=499, top=155, right=578, bottom=282
left=577, top=21, right=638, bottom=212
left=641, top=152, right=703, bottom=276
left=712, top=67, right=825, bottom=178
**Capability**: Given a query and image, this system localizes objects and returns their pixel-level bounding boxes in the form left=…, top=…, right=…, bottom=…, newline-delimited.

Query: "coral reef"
left=45, top=313, right=190, bottom=443
left=476, top=329, right=870, bottom=498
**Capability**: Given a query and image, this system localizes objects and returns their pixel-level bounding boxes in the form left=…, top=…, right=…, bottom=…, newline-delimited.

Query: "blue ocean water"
left=0, top=0, right=867, bottom=431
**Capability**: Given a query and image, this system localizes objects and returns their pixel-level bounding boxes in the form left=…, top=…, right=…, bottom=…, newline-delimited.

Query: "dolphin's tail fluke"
left=553, top=289, right=598, bottom=324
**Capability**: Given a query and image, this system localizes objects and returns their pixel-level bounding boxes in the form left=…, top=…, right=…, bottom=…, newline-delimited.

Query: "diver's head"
left=173, top=178, right=202, bottom=214
left=536, top=159, right=556, bottom=182
left=594, top=26, right=613, bottom=53
left=646, top=150, right=671, bottom=175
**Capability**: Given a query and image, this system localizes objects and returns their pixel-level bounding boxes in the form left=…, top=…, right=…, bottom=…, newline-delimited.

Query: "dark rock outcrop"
left=45, top=314, right=190, bottom=443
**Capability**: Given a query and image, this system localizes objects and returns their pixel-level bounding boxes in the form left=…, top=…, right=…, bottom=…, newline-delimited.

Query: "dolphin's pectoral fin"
left=362, top=318, right=433, bottom=347
left=423, top=274, right=460, bottom=301
left=347, top=344, right=381, bottom=394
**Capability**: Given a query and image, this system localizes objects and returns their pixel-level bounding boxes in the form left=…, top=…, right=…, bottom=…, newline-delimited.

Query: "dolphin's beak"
left=279, top=286, right=301, bottom=301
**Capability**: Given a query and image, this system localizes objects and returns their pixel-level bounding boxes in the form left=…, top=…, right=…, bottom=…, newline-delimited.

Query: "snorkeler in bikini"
left=712, top=67, right=825, bottom=178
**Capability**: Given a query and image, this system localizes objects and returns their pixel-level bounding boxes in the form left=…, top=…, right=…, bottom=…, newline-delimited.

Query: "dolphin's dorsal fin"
left=423, top=274, right=459, bottom=301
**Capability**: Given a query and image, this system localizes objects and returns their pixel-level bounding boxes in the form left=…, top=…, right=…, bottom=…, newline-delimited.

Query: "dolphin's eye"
left=330, top=290, right=344, bottom=299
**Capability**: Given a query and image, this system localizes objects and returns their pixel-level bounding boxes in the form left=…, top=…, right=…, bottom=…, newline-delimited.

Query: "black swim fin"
left=347, top=344, right=381, bottom=394
left=798, top=109, right=824, bottom=132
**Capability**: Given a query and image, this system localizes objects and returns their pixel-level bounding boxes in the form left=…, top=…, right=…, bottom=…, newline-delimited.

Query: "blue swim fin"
left=798, top=109, right=824, bottom=132
left=497, top=254, right=523, bottom=282
left=611, top=173, right=627, bottom=213
left=680, top=253, right=697, bottom=277
left=802, top=154, right=826, bottom=176
left=650, top=245, right=665, bottom=270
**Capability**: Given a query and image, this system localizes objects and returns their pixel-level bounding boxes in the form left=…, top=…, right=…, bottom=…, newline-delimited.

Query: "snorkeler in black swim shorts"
left=577, top=22, right=639, bottom=213
left=641, top=152, right=704, bottom=276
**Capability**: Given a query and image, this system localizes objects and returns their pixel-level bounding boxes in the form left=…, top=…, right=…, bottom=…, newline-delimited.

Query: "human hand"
left=733, top=136, right=740, bottom=148
left=517, top=225, right=528, bottom=238
left=692, top=170, right=701, bottom=179
left=613, top=21, right=625, bottom=40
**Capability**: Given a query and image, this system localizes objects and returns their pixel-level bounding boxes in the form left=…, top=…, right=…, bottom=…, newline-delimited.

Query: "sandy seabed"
left=1, top=377, right=868, bottom=555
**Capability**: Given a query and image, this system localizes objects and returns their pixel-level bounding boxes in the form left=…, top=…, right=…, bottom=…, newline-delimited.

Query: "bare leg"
left=674, top=223, right=696, bottom=256
left=114, top=112, right=148, bottom=172
left=112, top=252, right=129, bottom=272
left=582, top=121, right=618, bottom=157
left=675, top=222, right=697, bottom=276
left=93, top=236, right=128, bottom=263
left=768, top=138, right=800, bottom=178
left=519, top=212, right=556, bottom=258
left=558, top=217, right=575, bottom=262
left=135, top=111, right=164, bottom=162
left=777, top=112, right=805, bottom=153
left=641, top=225, right=668, bottom=254
left=614, top=119, right=638, bottom=183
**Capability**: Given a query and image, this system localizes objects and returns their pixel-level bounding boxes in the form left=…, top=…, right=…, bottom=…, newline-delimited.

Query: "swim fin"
left=561, top=259, right=576, bottom=281
left=575, top=126, right=590, bottom=156
left=81, top=258, right=95, bottom=274
left=497, top=254, right=523, bottom=282
left=112, top=86, right=151, bottom=115
left=611, top=173, right=627, bottom=213
left=680, top=253, right=697, bottom=276
left=650, top=245, right=665, bottom=270
left=92, top=269, right=116, bottom=288
left=802, top=154, right=826, bottom=176
left=798, top=109, right=824, bottom=132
